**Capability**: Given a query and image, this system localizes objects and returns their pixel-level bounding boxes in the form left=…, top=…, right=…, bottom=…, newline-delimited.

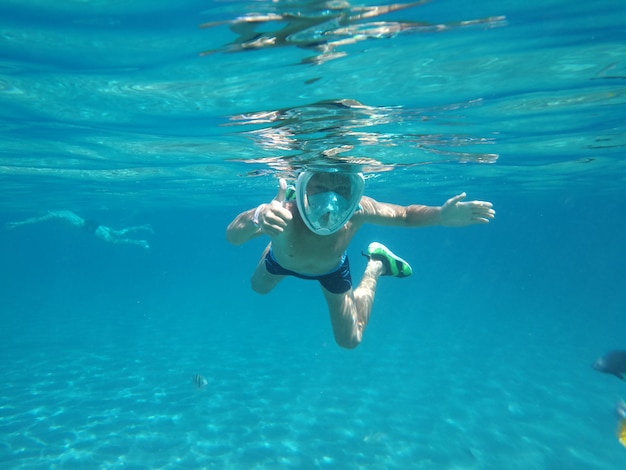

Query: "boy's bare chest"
left=272, top=221, right=350, bottom=273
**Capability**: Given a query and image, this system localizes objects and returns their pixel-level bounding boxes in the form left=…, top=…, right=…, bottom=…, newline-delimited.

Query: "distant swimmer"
left=5, top=210, right=153, bottom=250
left=192, top=374, right=208, bottom=389
left=592, top=350, right=626, bottom=380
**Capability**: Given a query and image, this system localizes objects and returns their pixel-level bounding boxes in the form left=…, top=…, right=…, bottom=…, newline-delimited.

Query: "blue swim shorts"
left=264, top=248, right=352, bottom=294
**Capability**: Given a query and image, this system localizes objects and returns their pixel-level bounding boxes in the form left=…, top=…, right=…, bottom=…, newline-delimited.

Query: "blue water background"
left=1, top=0, right=626, bottom=468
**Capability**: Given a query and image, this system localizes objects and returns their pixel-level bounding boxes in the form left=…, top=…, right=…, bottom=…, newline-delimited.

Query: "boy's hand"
left=440, top=192, right=495, bottom=227
left=256, top=178, right=293, bottom=236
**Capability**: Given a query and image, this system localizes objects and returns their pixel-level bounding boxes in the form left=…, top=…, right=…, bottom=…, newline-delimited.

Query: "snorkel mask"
left=295, top=169, right=365, bottom=235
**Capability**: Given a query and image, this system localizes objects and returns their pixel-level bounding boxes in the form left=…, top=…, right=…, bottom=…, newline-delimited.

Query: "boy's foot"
left=363, top=242, right=412, bottom=278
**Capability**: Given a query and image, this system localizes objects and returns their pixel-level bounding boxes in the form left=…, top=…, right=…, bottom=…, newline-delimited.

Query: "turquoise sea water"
left=1, top=0, right=625, bottom=468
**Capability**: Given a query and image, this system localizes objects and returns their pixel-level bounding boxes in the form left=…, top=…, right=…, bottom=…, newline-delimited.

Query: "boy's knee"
left=250, top=280, right=271, bottom=295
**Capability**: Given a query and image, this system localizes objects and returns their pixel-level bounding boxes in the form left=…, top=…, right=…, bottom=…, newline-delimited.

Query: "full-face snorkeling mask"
left=295, top=170, right=365, bottom=235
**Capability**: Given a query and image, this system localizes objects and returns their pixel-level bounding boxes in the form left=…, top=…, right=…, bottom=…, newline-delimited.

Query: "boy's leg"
left=322, top=243, right=412, bottom=349
left=322, top=258, right=385, bottom=349
left=250, top=244, right=285, bottom=294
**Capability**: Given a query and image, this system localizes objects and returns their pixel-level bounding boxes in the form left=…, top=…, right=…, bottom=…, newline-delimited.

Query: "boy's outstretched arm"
left=358, top=193, right=495, bottom=228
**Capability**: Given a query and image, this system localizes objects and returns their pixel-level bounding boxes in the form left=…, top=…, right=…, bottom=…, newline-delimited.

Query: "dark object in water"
left=192, top=374, right=208, bottom=389
left=592, top=350, right=626, bottom=380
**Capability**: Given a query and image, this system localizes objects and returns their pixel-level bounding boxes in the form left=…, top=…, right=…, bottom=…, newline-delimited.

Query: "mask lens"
left=306, top=192, right=349, bottom=228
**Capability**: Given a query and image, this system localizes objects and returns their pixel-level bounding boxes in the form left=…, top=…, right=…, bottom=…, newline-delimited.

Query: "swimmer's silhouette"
left=6, top=210, right=153, bottom=250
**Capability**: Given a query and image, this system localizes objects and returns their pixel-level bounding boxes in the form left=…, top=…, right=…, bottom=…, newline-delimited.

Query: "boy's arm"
left=225, top=207, right=262, bottom=245
left=225, top=179, right=293, bottom=245
left=356, top=193, right=495, bottom=228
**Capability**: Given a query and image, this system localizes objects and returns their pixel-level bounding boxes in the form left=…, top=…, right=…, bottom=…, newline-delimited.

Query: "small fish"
left=592, top=350, right=626, bottom=380
left=192, top=374, right=208, bottom=389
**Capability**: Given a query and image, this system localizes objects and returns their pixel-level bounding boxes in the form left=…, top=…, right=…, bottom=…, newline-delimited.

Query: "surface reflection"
left=225, top=98, right=498, bottom=172
left=200, top=0, right=505, bottom=64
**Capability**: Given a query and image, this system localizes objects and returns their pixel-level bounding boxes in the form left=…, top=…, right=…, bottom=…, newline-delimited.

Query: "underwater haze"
left=1, top=0, right=625, bottom=468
